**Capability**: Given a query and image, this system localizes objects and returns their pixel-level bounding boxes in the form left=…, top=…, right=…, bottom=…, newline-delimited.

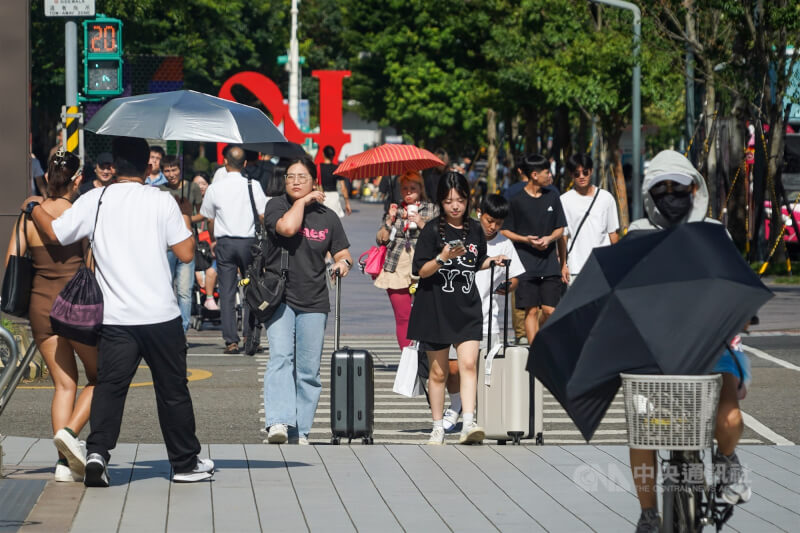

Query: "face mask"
left=652, top=191, right=693, bottom=223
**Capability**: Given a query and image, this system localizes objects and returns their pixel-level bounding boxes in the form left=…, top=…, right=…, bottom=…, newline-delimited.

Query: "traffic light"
left=82, top=16, right=123, bottom=97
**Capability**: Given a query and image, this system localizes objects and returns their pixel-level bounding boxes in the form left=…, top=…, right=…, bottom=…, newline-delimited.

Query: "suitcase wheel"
left=508, top=431, right=523, bottom=445
left=362, top=437, right=374, bottom=445
left=535, top=433, right=544, bottom=446
left=497, top=440, right=507, bottom=445
left=331, top=437, right=340, bottom=445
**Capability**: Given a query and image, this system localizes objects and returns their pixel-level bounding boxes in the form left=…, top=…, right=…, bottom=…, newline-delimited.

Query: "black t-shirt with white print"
left=502, top=186, right=566, bottom=278
left=407, top=217, right=487, bottom=344
left=263, top=194, right=350, bottom=313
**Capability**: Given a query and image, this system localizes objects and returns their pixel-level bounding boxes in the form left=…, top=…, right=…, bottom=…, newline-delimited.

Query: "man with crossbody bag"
left=559, top=154, right=619, bottom=286
left=199, top=145, right=269, bottom=354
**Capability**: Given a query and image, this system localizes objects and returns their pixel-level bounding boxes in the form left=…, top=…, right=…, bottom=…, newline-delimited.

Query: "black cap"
left=96, top=152, right=113, bottom=166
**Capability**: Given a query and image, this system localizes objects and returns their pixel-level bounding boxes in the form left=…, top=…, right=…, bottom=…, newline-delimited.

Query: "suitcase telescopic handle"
left=487, top=259, right=511, bottom=356
left=334, top=271, right=343, bottom=351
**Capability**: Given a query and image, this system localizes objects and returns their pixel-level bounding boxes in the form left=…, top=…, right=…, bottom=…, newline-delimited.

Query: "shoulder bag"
left=242, top=179, right=288, bottom=323
left=1, top=212, right=34, bottom=317
left=49, top=188, right=108, bottom=346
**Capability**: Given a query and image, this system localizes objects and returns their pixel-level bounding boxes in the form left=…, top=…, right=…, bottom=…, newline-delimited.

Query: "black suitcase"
left=330, top=274, right=375, bottom=444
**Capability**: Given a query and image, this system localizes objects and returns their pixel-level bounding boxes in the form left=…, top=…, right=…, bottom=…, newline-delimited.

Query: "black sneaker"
left=84, top=453, right=110, bottom=487
left=635, top=507, right=660, bottom=533
left=244, top=326, right=262, bottom=356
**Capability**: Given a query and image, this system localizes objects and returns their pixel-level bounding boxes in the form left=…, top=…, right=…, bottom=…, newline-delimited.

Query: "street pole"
left=288, top=0, right=299, bottom=124
left=590, top=0, right=642, bottom=220
left=65, top=19, right=78, bottom=106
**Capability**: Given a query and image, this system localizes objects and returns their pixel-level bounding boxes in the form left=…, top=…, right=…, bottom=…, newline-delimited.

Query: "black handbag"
left=241, top=178, right=288, bottom=323
left=1, top=212, right=34, bottom=317
left=48, top=187, right=107, bottom=346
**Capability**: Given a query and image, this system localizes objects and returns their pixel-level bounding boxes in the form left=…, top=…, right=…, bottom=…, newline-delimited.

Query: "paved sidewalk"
left=2, top=436, right=797, bottom=532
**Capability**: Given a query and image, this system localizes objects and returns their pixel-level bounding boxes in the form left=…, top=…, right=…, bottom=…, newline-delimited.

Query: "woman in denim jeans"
left=262, top=155, right=352, bottom=444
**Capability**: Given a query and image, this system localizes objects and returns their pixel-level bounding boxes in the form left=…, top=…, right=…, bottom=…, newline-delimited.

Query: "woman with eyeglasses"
left=4, top=150, right=98, bottom=482
left=261, top=155, right=353, bottom=445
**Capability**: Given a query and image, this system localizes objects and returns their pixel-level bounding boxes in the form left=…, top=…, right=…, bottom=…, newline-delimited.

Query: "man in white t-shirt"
left=560, top=154, right=619, bottom=284
left=25, top=137, right=213, bottom=487
left=200, top=145, right=268, bottom=354
left=442, top=194, right=525, bottom=433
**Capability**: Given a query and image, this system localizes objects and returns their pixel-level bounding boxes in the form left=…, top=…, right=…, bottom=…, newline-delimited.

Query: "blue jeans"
left=263, top=303, right=327, bottom=439
left=166, top=250, right=195, bottom=332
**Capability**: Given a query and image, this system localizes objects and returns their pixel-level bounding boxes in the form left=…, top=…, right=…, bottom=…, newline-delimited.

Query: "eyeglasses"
left=284, top=173, right=312, bottom=183
left=571, top=169, right=592, bottom=178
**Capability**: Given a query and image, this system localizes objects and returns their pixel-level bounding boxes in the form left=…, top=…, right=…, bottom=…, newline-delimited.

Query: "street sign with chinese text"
left=44, top=0, right=95, bottom=17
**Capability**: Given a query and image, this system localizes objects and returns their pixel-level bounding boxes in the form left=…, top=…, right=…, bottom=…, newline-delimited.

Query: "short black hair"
left=480, top=194, right=509, bottom=220
left=162, top=154, right=180, bottom=169
left=286, top=154, right=317, bottom=181
left=567, top=153, right=593, bottom=173
left=225, top=145, right=246, bottom=170
left=517, top=153, right=549, bottom=175
left=149, top=145, right=165, bottom=157
left=322, top=145, right=335, bottom=159
left=113, top=137, right=150, bottom=177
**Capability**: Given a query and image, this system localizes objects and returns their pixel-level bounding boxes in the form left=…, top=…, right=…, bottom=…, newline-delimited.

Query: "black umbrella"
left=529, top=222, right=773, bottom=441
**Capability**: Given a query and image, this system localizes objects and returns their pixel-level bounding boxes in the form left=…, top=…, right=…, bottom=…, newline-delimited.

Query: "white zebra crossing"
left=254, top=335, right=644, bottom=445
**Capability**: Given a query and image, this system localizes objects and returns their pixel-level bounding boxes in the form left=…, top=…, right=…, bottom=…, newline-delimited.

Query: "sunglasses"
left=571, top=169, right=592, bottom=178
left=649, top=182, right=692, bottom=196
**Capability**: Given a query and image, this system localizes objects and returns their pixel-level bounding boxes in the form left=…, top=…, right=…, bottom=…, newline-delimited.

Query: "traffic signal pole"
left=65, top=20, right=78, bottom=106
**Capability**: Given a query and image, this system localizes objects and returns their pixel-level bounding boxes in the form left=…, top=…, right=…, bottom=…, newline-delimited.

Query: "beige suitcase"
left=477, top=261, right=544, bottom=445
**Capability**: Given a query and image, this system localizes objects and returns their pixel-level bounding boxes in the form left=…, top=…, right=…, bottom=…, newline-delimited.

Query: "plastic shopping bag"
left=393, top=342, right=426, bottom=397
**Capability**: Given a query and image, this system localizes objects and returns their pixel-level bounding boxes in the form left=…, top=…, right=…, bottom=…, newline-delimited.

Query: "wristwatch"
left=435, top=255, right=445, bottom=266
left=342, top=258, right=352, bottom=268
left=24, top=201, right=40, bottom=215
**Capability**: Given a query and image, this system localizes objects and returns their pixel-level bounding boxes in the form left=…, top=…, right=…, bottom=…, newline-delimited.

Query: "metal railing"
left=0, top=326, right=38, bottom=418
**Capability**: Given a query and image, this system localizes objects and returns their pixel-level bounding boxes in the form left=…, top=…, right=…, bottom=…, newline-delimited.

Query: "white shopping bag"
left=393, top=342, right=426, bottom=397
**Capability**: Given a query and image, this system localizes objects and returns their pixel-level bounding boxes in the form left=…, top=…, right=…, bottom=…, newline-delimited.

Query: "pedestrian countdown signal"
left=82, top=16, right=123, bottom=96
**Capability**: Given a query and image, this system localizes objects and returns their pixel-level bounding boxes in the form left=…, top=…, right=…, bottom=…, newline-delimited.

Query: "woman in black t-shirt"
left=407, top=172, right=507, bottom=446
left=262, top=155, right=353, bottom=445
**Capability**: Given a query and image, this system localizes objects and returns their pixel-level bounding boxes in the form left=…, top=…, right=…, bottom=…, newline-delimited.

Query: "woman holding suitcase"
left=261, top=155, right=353, bottom=445
left=407, top=172, right=507, bottom=445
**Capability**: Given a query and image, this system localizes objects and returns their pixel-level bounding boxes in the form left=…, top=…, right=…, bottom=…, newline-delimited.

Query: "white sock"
left=448, top=392, right=462, bottom=413
left=462, top=412, right=474, bottom=428
left=432, top=419, right=443, bottom=430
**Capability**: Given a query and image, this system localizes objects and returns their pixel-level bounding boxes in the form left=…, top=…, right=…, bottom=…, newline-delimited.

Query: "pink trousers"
left=387, top=289, right=413, bottom=350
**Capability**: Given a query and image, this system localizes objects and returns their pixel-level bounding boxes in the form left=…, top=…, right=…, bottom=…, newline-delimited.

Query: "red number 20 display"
left=88, top=23, right=118, bottom=54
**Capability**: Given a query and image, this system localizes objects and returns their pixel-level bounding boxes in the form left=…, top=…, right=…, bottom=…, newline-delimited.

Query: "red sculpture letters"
left=217, top=70, right=351, bottom=164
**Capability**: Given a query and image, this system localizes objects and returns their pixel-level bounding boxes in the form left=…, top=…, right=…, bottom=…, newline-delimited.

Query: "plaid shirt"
left=380, top=201, right=439, bottom=272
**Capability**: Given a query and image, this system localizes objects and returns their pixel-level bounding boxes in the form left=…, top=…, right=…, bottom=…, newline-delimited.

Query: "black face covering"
left=652, top=191, right=693, bottom=223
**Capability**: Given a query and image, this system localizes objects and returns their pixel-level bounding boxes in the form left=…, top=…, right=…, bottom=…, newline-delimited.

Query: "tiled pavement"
left=2, top=436, right=798, bottom=532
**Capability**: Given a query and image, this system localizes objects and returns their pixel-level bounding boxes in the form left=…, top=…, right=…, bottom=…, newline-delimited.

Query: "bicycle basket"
left=621, top=374, right=722, bottom=450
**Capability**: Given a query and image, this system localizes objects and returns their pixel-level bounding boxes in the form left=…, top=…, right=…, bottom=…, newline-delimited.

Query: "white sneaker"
left=266, top=424, right=289, bottom=444
left=427, top=426, right=446, bottom=445
left=442, top=408, right=461, bottom=433
left=204, top=298, right=219, bottom=311
left=54, top=462, right=82, bottom=482
left=288, top=436, right=310, bottom=445
left=173, top=458, right=215, bottom=483
left=459, top=422, right=485, bottom=445
left=715, top=452, right=751, bottom=504
left=53, top=429, right=86, bottom=477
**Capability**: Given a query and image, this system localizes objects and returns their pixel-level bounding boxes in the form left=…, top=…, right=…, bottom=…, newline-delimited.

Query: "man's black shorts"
left=515, top=275, right=562, bottom=309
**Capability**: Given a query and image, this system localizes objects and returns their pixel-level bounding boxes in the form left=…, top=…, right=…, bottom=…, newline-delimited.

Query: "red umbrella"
left=333, top=144, right=444, bottom=179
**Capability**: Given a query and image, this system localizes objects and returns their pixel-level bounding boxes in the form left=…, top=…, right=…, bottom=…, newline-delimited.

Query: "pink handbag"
left=359, top=245, right=387, bottom=279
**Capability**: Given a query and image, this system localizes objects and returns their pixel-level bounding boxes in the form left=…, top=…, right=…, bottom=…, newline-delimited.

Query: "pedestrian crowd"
left=5, top=137, right=752, bottom=533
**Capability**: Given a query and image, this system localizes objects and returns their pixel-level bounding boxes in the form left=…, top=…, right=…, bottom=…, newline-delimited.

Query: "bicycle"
left=621, top=373, right=736, bottom=532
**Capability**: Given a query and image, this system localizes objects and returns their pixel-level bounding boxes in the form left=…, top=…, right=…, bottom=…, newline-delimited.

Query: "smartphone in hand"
left=447, top=239, right=465, bottom=249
